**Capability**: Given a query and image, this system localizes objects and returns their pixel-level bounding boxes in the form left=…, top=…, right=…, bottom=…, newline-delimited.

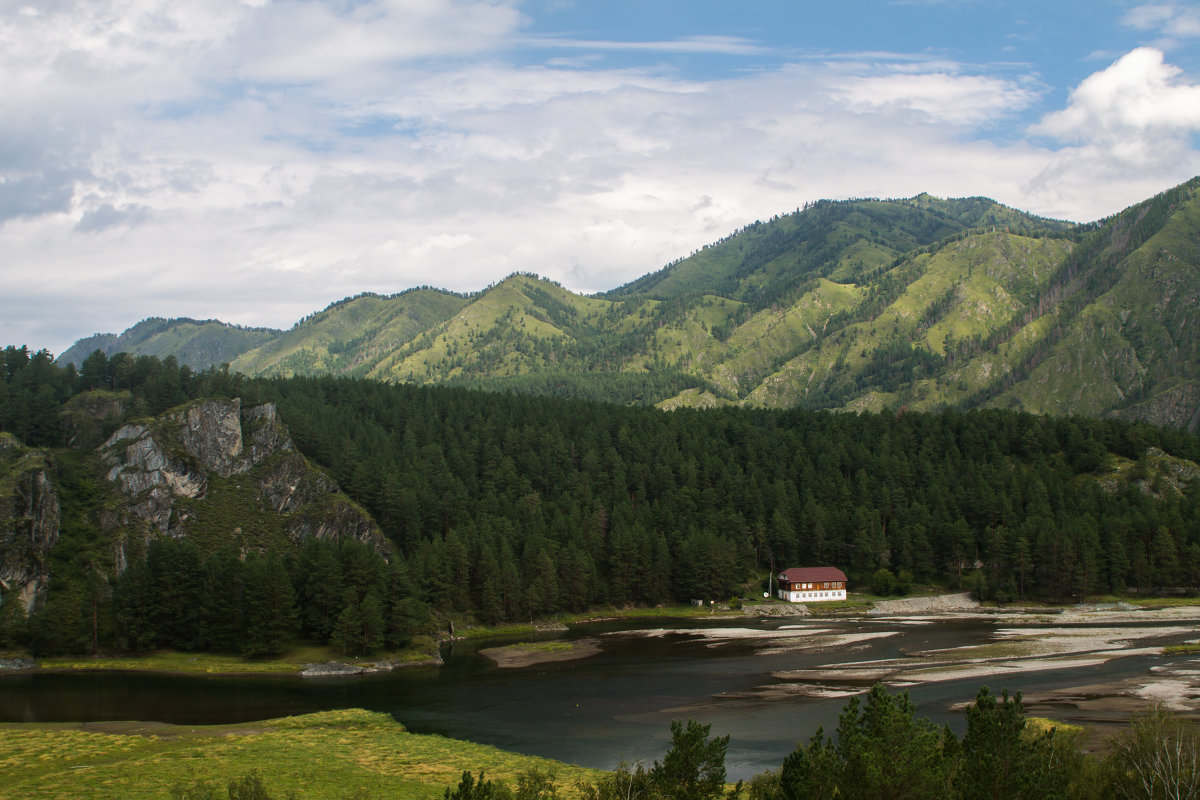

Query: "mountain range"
left=58, top=177, right=1200, bottom=431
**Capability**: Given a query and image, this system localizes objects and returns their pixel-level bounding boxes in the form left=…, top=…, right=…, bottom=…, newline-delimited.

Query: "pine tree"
left=241, top=556, right=297, bottom=659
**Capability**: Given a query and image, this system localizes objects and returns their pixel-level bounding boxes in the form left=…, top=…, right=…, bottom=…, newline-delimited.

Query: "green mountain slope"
left=53, top=180, right=1200, bottom=429
left=231, top=288, right=468, bottom=378
left=605, top=194, right=1071, bottom=307
left=365, top=275, right=611, bottom=383
left=733, top=231, right=1076, bottom=410
left=991, top=179, right=1200, bottom=422
left=59, top=318, right=280, bottom=371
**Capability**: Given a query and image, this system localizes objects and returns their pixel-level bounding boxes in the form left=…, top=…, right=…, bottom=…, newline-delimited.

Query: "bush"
left=871, top=568, right=896, bottom=596
left=1105, top=705, right=1200, bottom=800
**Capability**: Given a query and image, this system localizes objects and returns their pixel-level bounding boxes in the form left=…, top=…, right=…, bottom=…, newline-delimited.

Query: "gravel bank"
left=870, top=593, right=980, bottom=614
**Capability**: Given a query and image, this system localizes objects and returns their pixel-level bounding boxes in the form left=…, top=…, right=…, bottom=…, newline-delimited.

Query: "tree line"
left=263, top=375, right=1200, bottom=613
left=15, top=532, right=434, bottom=659
left=3, top=348, right=1200, bottom=654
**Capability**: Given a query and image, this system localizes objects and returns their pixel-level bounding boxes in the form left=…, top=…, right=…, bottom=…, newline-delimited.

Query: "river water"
left=2, top=614, right=1196, bottom=780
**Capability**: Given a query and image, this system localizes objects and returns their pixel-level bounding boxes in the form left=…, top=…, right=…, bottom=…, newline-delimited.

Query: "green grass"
left=234, top=290, right=468, bottom=379
left=1026, top=717, right=1085, bottom=737
left=446, top=621, right=541, bottom=640
left=812, top=596, right=880, bottom=612
left=40, top=641, right=439, bottom=676
left=0, top=708, right=599, bottom=800
left=498, top=641, right=577, bottom=655
left=559, top=604, right=737, bottom=623
left=1163, top=641, right=1200, bottom=655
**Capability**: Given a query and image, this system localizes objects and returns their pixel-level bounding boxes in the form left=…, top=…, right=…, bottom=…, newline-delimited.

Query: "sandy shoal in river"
left=479, top=638, right=603, bottom=668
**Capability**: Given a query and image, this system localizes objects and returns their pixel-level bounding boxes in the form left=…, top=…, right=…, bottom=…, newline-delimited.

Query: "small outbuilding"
left=777, top=567, right=847, bottom=602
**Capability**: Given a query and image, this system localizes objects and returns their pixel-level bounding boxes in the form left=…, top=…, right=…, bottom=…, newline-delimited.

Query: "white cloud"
left=523, top=34, right=767, bottom=56
left=829, top=70, right=1038, bottom=125
left=229, top=0, right=525, bottom=85
left=1033, top=48, right=1200, bottom=153
left=1, top=3, right=1198, bottom=355
left=1123, top=3, right=1200, bottom=40
left=1024, top=47, right=1200, bottom=219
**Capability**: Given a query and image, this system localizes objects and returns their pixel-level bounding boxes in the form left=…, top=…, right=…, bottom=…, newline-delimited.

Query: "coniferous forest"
left=2, top=345, right=1200, bottom=656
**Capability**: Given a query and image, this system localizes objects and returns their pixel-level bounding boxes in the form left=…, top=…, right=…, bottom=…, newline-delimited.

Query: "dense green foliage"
left=1, top=345, right=244, bottom=449
left=29, top=530, right=429, bottom=659
left=446, top=369, right=711, bottom=407
left=769, top=685, right=1085, bottom=799
left=3, top=346, right=1200, bottom=654
left=1, top=346, right=77, bottom=446
left=758, top=685, right=1093, bottom=799
left=261, top=375, right=1200, bottom=618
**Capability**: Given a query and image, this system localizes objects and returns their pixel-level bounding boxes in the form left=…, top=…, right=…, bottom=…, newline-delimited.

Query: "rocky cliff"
left=0, top=434, right=61, bottom=614
left=99, top=398, right=389, bottom=556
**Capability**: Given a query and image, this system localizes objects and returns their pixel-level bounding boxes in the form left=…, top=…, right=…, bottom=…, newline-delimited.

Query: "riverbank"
left=559, top=594, right=1200, bottom=728
left=0, top=707, right=598, bottom=800
left=759, top=599, right=1200, bottom=722
left=3, top=641, right=443, bottom=677
left=0, top=603, right=732, bottom=677
left=6, top=594, right=1198, bottom=678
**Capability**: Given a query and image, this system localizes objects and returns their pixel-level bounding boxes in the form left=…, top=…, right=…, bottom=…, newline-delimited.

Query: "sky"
left=3, top=0, right=1200, bottom=355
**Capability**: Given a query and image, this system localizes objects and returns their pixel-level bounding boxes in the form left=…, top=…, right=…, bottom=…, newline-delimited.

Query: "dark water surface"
left=1, top=615, right=1191, bottom=780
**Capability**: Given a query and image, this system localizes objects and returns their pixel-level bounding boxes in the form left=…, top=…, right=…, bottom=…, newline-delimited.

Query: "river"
left=3, top=610, right=1198, bottom=780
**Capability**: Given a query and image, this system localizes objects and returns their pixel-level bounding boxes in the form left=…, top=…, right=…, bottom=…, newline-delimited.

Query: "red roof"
left=779, top=567, right=847, bottom=583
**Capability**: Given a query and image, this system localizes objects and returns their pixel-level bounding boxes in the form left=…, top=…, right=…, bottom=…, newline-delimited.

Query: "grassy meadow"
left=0, top=708, right=598, bottom=800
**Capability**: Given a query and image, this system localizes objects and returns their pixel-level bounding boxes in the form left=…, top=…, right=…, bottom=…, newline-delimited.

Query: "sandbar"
left=480, top=638, right=603, bottom=668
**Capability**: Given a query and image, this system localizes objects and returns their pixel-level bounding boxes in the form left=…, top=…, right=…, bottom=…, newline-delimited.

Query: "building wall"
left=778, top=588, right=846, bottom=602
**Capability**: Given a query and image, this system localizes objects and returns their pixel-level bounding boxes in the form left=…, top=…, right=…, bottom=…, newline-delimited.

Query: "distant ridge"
left=55, top=179, right=1200, bottom=429
left=58, top=317, right=281, bottom=371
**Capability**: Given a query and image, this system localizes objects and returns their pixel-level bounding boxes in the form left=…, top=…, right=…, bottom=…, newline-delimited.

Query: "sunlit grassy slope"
left=57, top=180, right=1200, bottom=428
left=0, top=708, right=598, bottom=800
left=231, top=289, right=469, bottom=378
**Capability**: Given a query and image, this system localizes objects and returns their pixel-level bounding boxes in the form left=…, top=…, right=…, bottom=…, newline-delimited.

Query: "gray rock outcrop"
left=1111, top=381, right=1200, bottom=434
left=0, top=657, right=36, bottom=670
left=0, top=435, right=61, bottom=614
left=100, top=398, right=388, bottom=554
left=103, top=422, right=207, bottom=536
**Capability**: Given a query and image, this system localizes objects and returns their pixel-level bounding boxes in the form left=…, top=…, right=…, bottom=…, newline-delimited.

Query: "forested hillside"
left=57, top=178, right=1200, bottom=430
left=58, top=317, right=280, bottom=372
left=265, top=376, right=1200, bottom=610
left=4, top=346, right=1199, bottom=657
